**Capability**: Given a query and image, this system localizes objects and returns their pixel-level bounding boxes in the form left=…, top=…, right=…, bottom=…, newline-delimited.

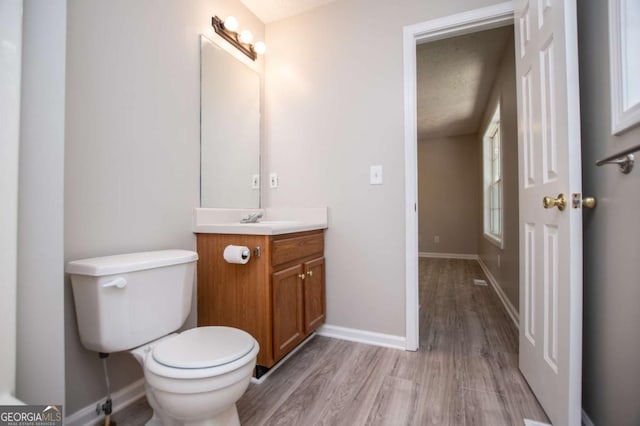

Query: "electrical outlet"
left=269, top=173, right=278, bottom=188
left=252, top=174, right=260, bottom=189
left=434, top=235, right=440, bottom=243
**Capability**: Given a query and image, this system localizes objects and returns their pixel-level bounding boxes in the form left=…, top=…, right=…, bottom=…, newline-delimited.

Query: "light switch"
left=370, top=165, right=383, bottom=185
left=269, top=173, right=278, bottom=188
left=252, top=174, right=260, bottom=189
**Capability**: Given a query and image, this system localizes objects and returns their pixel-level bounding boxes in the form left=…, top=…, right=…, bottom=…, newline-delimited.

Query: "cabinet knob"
left=298, top=273, right=305, bottom=280
left=307, top=270, right=313, bottom=277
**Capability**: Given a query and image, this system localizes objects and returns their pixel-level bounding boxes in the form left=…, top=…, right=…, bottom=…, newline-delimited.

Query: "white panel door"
left=514, top=0, right=582, bottom=425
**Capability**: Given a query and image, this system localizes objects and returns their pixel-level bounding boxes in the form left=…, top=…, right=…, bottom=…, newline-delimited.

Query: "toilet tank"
left=66, top=250, right=198, bottom=354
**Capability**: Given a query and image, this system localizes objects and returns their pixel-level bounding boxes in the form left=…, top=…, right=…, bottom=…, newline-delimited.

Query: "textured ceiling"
left=241, top=0, right=340, bottom=23
left=417, top=26, right=513, bottom=140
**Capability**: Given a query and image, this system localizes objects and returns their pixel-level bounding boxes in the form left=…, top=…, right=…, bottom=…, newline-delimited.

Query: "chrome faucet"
left=240, top=212, right=263, bottom=223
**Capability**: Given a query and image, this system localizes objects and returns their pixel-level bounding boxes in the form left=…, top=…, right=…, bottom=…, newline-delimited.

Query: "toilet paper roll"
left=223, top=245, right=251, bottom=264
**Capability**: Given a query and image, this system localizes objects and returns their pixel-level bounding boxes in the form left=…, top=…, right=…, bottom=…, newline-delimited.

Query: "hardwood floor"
left=109, top=258, right=548, bottom=425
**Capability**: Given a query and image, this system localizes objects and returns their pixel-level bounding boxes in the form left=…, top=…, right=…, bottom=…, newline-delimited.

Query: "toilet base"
left=144, top=412, right=164, bottom=426
left=145, top=404, right=239, bottom=426
left=185, top=405, right=239, bottom=426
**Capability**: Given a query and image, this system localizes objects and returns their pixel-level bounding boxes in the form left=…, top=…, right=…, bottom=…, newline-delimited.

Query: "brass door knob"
left=572, top=193, right=598, bottom=209
left=298, top=273, right=305, bottom=280
left=543, top=193, right=567, bottom=211
left=307, top=270, right=313, bottom=277
left=582, top=197, right=597, bottom=209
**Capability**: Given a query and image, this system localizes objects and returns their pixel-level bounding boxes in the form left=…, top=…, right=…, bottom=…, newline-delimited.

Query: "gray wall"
left=477, top=36, right=519, bottom=309
left=64, top=0, right=264, bottom=416
left=418, top=135, right=480, bottom=255
left=264, top=0, right=504, bottom=337
left=17, top=0, right=66, bottom=406
left=577, top=2, right=640, bottom=425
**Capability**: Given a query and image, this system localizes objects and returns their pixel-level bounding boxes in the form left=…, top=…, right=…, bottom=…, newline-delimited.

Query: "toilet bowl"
left=131, top=327, right=259, bottom=426
left=66, top=250, right=258, bottom=426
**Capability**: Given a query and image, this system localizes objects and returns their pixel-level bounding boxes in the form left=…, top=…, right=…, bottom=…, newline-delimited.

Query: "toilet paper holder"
left=223, top=245, right=262, bottom=264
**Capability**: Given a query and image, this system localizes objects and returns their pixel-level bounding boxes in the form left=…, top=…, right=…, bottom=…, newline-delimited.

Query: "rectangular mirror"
left=200, top=34, right=261, bottom=208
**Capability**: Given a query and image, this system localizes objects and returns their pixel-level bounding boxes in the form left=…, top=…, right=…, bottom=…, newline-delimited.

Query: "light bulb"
left=239, top=30, right=253, bottom=44
left=224, top=16, right=238, bottom=32
left=254, top=41, right=266, bottom=55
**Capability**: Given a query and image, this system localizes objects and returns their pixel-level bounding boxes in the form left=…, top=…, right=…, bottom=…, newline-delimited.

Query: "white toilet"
left=66, top=250, right=259, bottom=426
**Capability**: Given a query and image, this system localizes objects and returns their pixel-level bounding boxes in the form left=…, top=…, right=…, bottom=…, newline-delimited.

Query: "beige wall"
left=64, top=0, right=263, bottom=415
left=418, top=135, right=480, bottom=255
left=0, top=0, right=22, bottom=400
left=578, top=2, right=640, bottom=425
left=476, top=36, right=519, bottom=309
left=17, top=0, right=66, bottom=406
left=263, top=0, right=505, bottom=336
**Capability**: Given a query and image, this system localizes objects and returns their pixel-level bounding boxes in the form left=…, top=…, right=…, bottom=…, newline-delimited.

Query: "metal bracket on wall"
left=596, top=143, right=640, bottom=174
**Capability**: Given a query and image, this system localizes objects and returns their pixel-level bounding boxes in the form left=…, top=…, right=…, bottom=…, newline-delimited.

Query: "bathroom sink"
left=194, top=220, right=323, bottom=235
left=192, top=208, right=328, bottom=235
left=240, top=220, right=303, bottom=226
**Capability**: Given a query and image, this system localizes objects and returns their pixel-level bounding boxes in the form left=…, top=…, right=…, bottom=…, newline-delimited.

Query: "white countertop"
left=192, top=207, right=328, bottom=235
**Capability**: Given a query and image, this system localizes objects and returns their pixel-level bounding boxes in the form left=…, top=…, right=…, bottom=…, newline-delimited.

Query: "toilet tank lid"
left=66, top=250, right=198, bottom=276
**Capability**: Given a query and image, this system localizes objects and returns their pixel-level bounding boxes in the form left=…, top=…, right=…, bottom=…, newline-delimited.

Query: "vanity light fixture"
left=223, top=16, right=239, bottom=32
left=254, top=41, right=266, bottom=55
left=212, top=16, right=265, bottom=61
left=239, top=29, right=253, bottom=44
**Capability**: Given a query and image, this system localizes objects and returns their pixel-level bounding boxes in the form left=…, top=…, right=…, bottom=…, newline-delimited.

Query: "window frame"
left=483, top=104, right=504, bottom=249
left=609, top=0, right=640, bottom=134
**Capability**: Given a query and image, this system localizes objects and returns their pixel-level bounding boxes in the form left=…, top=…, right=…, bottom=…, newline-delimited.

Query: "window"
left=483, top=104, right=503, bottom=248
left=609, top=0, right=640, bottom=134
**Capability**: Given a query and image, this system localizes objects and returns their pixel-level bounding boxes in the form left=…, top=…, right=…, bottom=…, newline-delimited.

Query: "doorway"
left=402, top=0, right=515, bottom=352
left=415, top=24, right=516, bottom=276
left=404, top=2, right=585, bottom=425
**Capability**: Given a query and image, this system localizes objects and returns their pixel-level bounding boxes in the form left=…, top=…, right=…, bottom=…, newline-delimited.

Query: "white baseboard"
left=316, top=324, right=406, bottom=350
left=419, top=252, right=479, bottom=260
left=582, top=409, right=595, bottom=426
left=476, top=257, right=519, bottom=329
left=523, top=420, right=551, bottom=426
left=65, top=378, right=145, bottom=426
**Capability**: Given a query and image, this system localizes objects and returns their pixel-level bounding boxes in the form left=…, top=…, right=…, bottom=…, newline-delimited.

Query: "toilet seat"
left=144, top=326, right=259, bottom=380
left=153, top=326, right=255, bottom=369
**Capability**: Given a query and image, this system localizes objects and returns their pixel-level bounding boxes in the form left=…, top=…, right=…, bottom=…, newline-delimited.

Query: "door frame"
left=402, top=2, right=515, bottom=351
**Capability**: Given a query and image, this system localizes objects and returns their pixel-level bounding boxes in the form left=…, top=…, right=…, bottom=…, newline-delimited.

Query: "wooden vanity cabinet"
left=196, top=230, right=325, bottom=371
left=271, top=264, right=305, bottom=360
left=303, top=257, right=326, bottom=333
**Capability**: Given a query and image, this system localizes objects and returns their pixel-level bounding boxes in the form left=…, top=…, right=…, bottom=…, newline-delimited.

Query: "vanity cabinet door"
left=272, top=264, right=305, bottom=361
left=196, top=233, right=273, bottom=367
left=303, top=257, right=325, bottom=334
